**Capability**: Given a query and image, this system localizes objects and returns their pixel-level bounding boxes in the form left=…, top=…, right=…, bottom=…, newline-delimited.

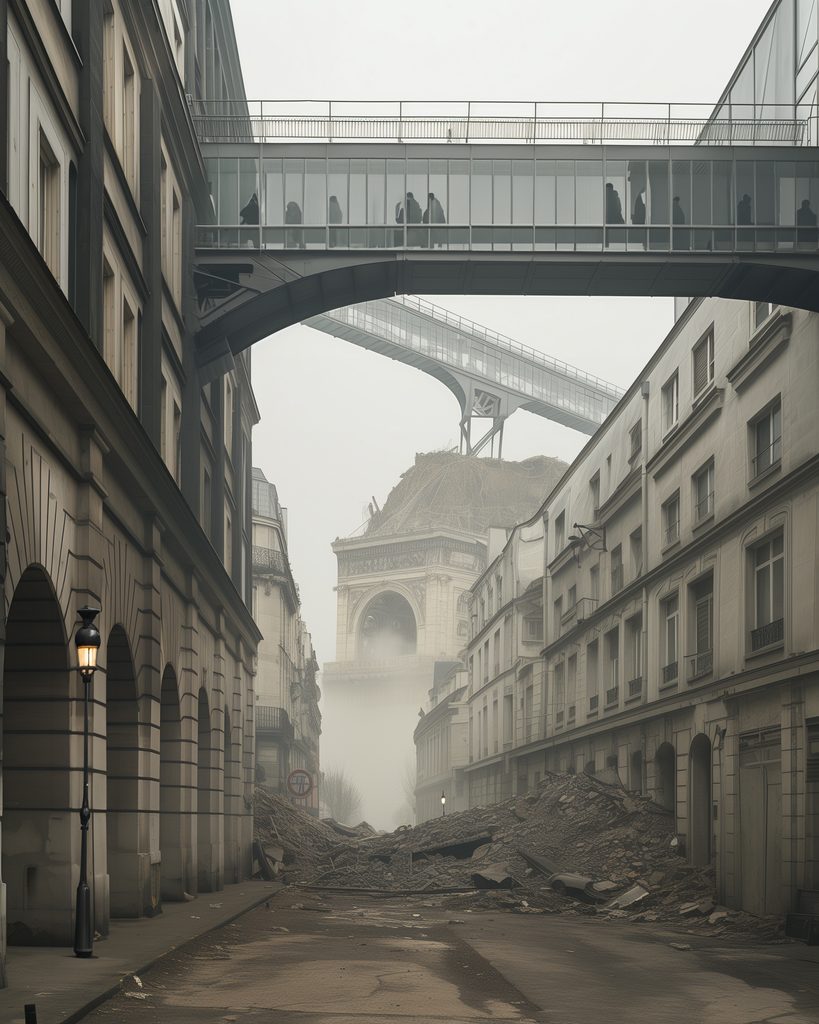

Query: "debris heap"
left=254, top=772, right=783, bottom=941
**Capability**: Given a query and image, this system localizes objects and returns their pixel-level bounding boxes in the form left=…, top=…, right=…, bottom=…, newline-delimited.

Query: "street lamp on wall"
left=74, top=606, right=100, bottom=959
left=441, top=791, right=446, bottom=817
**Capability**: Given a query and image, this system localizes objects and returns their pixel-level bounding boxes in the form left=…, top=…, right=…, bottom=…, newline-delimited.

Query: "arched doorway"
left=160, top=665, right=185, bottom=900
left=2, top=566, right=73, bottom=945
left=223, top=707, right=241, bottom=884
left=358, top=591, right=417, bottom=659
left=689, top=734, right=712, bottom=867
left=106, top=625, right=145, bottom=917
left=655, top=742, right=676, bottom=814
left=197, top=688, right=220, bottom=892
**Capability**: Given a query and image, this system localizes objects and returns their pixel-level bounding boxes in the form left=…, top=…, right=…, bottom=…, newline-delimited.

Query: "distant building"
left=414, top=664, right=470, bottom=823
left=322, top=452, right=565, bottom=827
left=252, top=469, right=321, bottom=815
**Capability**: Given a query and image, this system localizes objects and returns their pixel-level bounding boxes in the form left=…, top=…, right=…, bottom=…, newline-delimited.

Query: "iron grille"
left=662, top=661, right=679, bottom=684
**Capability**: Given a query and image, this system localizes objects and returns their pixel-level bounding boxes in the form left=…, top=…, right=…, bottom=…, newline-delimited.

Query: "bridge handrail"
left=189, top=99, right=807, bottom=145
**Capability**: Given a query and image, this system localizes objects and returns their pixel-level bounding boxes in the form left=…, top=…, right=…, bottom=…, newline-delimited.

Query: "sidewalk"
left=0, top=880, right=279, bottom=1024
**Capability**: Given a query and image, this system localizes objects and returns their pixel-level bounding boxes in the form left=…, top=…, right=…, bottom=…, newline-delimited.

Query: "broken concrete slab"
left=607, top=884, right=649, bottom=910
left=471, top=864, right=517, bottom=890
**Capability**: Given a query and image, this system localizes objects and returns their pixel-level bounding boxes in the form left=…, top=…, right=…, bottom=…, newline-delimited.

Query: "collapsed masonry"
left=253, top=773, right=784, bottom=941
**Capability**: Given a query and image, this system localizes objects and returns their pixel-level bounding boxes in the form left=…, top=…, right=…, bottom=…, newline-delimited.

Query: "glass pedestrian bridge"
left=305, top=296, right=623, bottom=447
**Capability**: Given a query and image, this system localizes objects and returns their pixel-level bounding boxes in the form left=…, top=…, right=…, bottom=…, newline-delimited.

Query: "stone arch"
left=160, top=664, right=185, bottom=900
left=356, top=590, right=417, bottom=659
left=689, top=733, right=713, bottom=867
left=655, top=741, right=676, bottom=814
left=2, top=565, right=74, bottom=945
left=105, top=624, right=149, bottom=917
left=196, top=687, right=220, bottom=892
left=223, top=706, right=242, bottom=884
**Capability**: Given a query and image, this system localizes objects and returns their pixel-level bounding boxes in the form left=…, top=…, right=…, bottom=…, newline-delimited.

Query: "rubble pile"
left=254, top=773, right=784, bottom=940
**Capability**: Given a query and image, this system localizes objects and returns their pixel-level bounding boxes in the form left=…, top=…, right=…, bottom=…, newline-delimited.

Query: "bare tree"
left=321, top=767, right=362, bottom=823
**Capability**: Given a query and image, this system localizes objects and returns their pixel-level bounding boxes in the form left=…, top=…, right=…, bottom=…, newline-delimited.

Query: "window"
left=661, top=593, right=679, bottom=685
left=224, top=374, right=235, bottom=456
left=487, top=585, right=494, bottom=617
left=493, top=628, right=501, bottom=676
left=589, top=472, right=600, bottom=514
left=492, top=697, right=499, bottom=753
left=103, top=2, right=115, bottom=134
left=751, top=533, right=784, bottom=651
left=503, top=693, right=513, bottom=745
left=224, top=504, right=233, bottom=575
left=567, top=654, right=577, bottom=721
left=171, top=188, right=181, bottom=301
left=751, top=400, right=782, bottom=478
left=496, top=575, right=503, bottom=605
left=525, top=615, right=543, bottom=642
left=605, top=628, right=619, bottom=704
left=160, top=377, right=168, bottom=462
left=754, top=301, right=775, bottom=331
left=554, top=511, right=565, bottom=552
left=630, top=528, right=643, bottom=576
left=693, top=460, right=715, bottom=522
left=173, top=401, right=182, bottom=484
left=202, top=466, right=212, bottom=537
left=629, top=421, right=642, bottom=460
left=662, top=372, right=679, bottom=433
left=554, top=661, right=565, bottom=727
left=610, top=545, right=623, bottom=595
left=626, top=615, right=642, bottom=696
left=121, top=296, right=137, bottom=409
left=692, top=328, right=715, bottom=397
left=102, top=258, right=115, bottom=366
left=38, top=131, right=61, bottom=277
left=689, top=575, right=713, bottom=678
left=662, top=491, right=680, bottom=547
left=483, top=640, right=489, bottom=683
left=589, top=564, right=600, bottom=602
left=567, top=584, right=576, bottom=610
left=553, top=596, right=563, bottom=637
left=586, top=640, right=599, bottom=711
left=122, top=44, right=137, bottom=190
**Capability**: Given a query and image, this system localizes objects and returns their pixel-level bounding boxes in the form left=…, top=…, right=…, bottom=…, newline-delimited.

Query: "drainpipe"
left=640, top=381, right=650, bottom=710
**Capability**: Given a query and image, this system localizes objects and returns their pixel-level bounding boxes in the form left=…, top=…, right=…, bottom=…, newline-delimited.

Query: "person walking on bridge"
left=423, top=193, right=446, bottom=224
left=395, top=192, right=423, bottom=224
left=605, top=183, right=624, bottom=224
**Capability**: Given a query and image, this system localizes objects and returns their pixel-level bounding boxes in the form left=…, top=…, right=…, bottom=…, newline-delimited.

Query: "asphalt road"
left=81, top=894, right=819, bottom=1024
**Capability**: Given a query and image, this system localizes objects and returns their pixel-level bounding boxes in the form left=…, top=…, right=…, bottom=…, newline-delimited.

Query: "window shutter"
left=694, top=339, right=709, bottom=394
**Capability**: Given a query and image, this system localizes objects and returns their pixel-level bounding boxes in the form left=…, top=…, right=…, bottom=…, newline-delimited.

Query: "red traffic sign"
left=287, top=768, right=313, bottom=798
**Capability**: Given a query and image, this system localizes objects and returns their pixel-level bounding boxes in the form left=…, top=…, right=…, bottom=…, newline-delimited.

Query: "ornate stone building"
left=0, top=0, right=259, bottom=979
left=322, top=452, right=564, bottom=827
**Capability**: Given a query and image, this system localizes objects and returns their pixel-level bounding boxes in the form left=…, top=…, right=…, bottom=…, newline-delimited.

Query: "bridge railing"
left=190, top=99, right=807, bottom=146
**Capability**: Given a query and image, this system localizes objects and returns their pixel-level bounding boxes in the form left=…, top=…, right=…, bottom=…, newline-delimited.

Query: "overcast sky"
left=232, top=0, right=773, bottom=664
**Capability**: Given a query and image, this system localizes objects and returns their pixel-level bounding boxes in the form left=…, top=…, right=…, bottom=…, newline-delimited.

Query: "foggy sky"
left=231, top=0, right=773, bottom=665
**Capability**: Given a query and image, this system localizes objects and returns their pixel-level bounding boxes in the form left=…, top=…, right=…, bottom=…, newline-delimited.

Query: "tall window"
left=122, top=44, right=137, bottom=190
left=661, top=593, right=679, bottom=684
left=589, top=472, right=600, bottom=513
left=627, top=615, right=642, bottom=693
left=610, top=544, right=623, bottom=595
left=692, top=328, right=715, bottom=397
left=754, top=301, right=775, bottom=330
left=630, top=528, right=643, bottom=576
left=662, top=491, right=680, bottom=546
left=662, top=371, right=679, bottom=433
left=553, top=596, right=563, bottom=637
left=751, top=400, right=782, bottom=478
left=554, top=661, right=565, bottom=727
left=224, top=504, right=233, bottom=575
left=554, top=510, right=565, bottom=552
left=493, top=628, right=501, bottom=676
left=567, top=654, right=577, bottom=720
left=629, top=420, right=642, bottom=460
left=102, top=258, right=115, bottom=366
left=567, top=584, right=576, bottom=610
left=751, top=533, right=784, bottom=651
left=202, top=466, right=212, bottom=537
left=103, top=2, right=115, bottom=134
left=689, top=575, right=713, bottom=678
left=605, top=628, right=619, bottom=702
left=38, top=131, right=61, bottom=278
left=121, top=297, right=137, bottom=409
left=586, top=639, right=599, bottom=711
left=224, top=375, right=235, bottom=456
left=693, top=459, right=715, bottom=522
left=503, top=693, right=513, bottom=745
left=589, top=564, right=600, bottom=602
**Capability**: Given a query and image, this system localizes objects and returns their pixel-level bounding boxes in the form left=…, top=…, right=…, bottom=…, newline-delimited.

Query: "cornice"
left=726, top=310, right=792, bottom=392
left=646, top=385, right=724, bottom=480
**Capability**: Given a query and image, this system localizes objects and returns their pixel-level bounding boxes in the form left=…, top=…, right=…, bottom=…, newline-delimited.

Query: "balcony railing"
left=575, top=597, right=599, bottom=622
left=627, top=675, right=643, bottom=698
left=664, top=521, right=680, bottom=546
left=610, top=565, right=624, bottom=595
left=561, top=602, right=577, bottom=625
left=751, top=438, right=782, bottom=479
left=688, top=649, right=713, bottom=680
left=252, top=545, right=291, bottom=577
left=662, top=660, right=679, bottom=685
left=589, top=694, right=599, bottom=712
left=605, top=685, right=619, bottom=707
left=695, top=491, right=714, bottom=521
left=568, top=705, right=576, bottom=722
left=750, top=617, right=784, bottom=652
left=556, top=710, right=564, bottom=727
left=256, top=705, right=295, bottom=741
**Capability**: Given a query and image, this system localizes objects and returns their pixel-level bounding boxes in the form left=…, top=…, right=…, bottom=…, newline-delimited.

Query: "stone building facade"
left=0, top=0, right=259, bottom=978
left=251, top=468, right=321, bottom=814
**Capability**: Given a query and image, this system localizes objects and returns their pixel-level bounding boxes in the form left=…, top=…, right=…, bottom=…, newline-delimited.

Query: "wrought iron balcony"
left=568, top=705, right=576, bottom=722
left=627, top=675, right=643, bottom=698
left=588, top=693, right=599, bottom=712
left=251, top=545, right=290, bottom=577
left=661, top=660, right=679, bottom=685
left=688, top=649, right=713, bottom=680
left=575, top=597, right=599, bottom=622
left=610, top=565, right=624, bottom=595
left=605, top=685, right=619, bottom=707
left=255, top=705, right=295, bottom=741
left=750, top=617, right=784, bottom=652
left=556, top=710, right=564, bottom=727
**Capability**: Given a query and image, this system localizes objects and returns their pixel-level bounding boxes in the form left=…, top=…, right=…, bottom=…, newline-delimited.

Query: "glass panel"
left=796, top=159, right=819, bottom=244
left=406, top=159, right=427, bottom=223
left=328, top=158, right=348, bottom=225
left=535, top=161, right=556, bottom=223
left=387, top=159, right=405, bottom=239
left=494, top=160, right=511, bottom=223
left=648, top=160, right=669, bottom=224
left=672, top=160, right=691, bottom=222
left=471, top=160, right=492, bottom=222
left=367, top=159, right=385, bottom=224
left=448, top=161, right=469, bottom=223
left=204, top=157, right=217, bottom=215
left=756, top=160, right=775, bottom=224
left=303, top=159, right=325, bottom=224
left=284, top=159, right=304, bottom=227
left=798, top=0, right=818, bottom=67
left=627, top=160, right=647, bottom=225
left=428, top=159, right=448, bottom=225
left=511, top=160, right=533, bottom=224
left=731, top=54, right=755, bottom=119
left=605, top=160, right=626, bottom=225
left=577, top=160, right=603, bottom=223
left=556, top=161, right=574, bottom=223
left=239, top=158, right=259, bottom=227
left=692, top=160, right=710, bottom=224
left=756, top=563, right=771, bottom=625
left=219, top=157, right=238, bottom=223
left=349, top=158, right=366, bottom=223
left=712, top=160, right=732, bottom=225
left=772, top=556, right=784, bottom=619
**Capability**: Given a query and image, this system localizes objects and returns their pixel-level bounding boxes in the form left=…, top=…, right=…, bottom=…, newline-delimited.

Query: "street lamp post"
left=441, top=790, right=446, bottom=817
left=74, top=606, right=100, bottom=959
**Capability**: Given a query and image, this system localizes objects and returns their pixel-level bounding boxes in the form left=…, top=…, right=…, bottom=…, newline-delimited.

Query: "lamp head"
left=75, top=606, right=101, bottom=679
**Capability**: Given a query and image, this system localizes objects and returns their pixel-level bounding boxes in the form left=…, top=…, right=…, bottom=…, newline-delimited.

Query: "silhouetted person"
left=672, top=195, right=689, bottom=249
left=632, top=189, right=646, bottom=225
left=395, top=191, right=423, bottom=224
left=240, top=191, right=259, bottom=225
left=605, top=183, right=625, bottom=224
left=737, top=193, right=753, bottom=225
left=328, top=194, right=343, bottom=247
left=285, top=200, right=303, bottom=248
left=423, top=192, right=446, bottom=224
left=797, top=198, right=818, bottom=246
